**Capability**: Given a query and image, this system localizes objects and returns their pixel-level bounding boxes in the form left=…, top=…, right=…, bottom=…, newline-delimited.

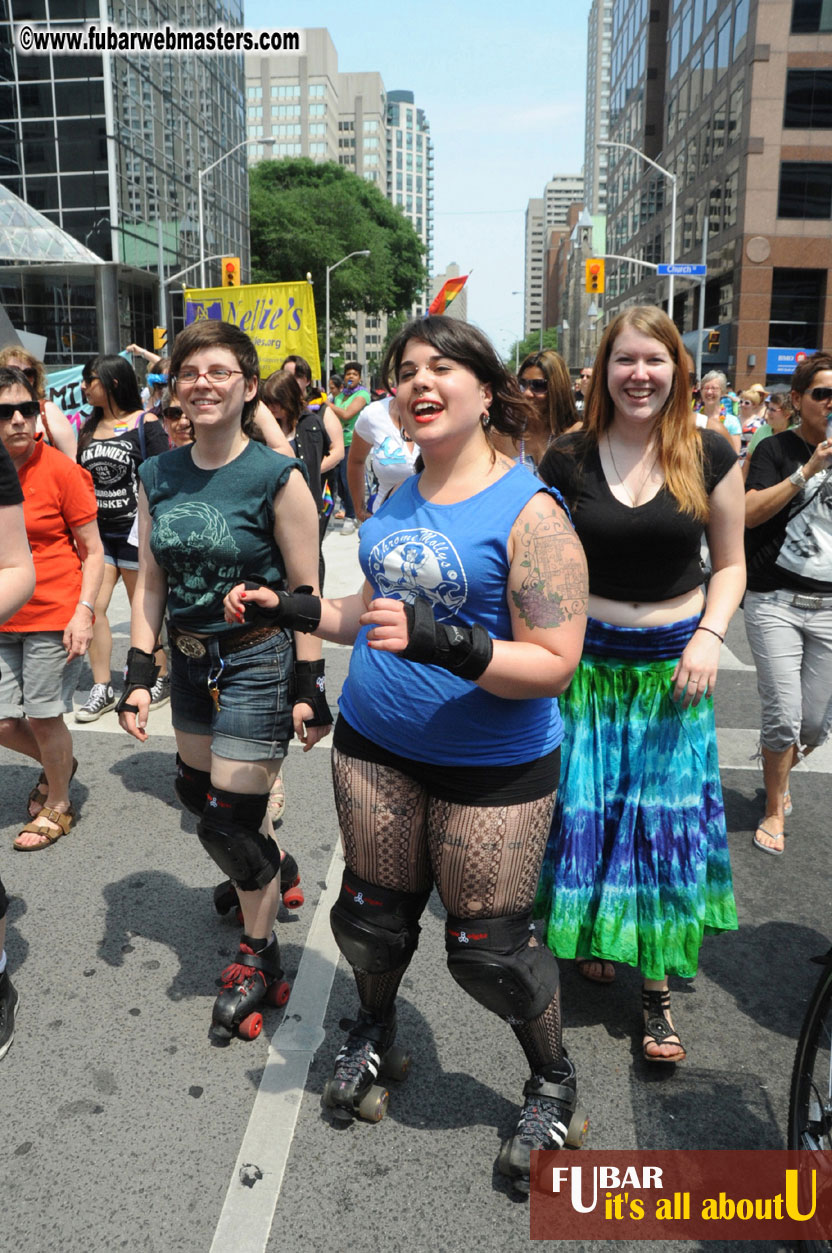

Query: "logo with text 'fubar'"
left=530, top=1151, right=832, bottom=1241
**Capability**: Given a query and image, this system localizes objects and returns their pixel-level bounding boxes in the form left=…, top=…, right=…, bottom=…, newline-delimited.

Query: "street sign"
left=657, top=263, right=707, bottom=276
left=766, top=347, right=812, bottom=375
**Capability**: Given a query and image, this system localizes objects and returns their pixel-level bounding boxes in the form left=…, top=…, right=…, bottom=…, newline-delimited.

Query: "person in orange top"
left=0, top=367, right=104, bottom=850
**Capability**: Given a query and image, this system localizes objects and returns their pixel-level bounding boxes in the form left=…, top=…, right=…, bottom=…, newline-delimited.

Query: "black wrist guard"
left=293, top=659, right=333, bottom=727
left=115, top=647, right=159, bottom=716
left=242, top=581, right=321, bottom=634
left=401, top=597, right=493, bottom=681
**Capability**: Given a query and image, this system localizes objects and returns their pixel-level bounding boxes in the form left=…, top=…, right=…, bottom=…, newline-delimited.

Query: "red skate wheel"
left=282, top=885, right=304, bottom=909
left=267, top=980, right=291, bottom=1007
left=238, top=1012, right=263, bottom=1040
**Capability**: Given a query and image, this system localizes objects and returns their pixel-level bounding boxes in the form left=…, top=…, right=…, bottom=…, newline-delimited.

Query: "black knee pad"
left=174, top=754, right=211, bottom=817
left=445, top=911, right=558, bottom=1022
left=330, top=868, right=430, bottom=974
left=0, top=873, right=7, bottom=920
left=197, top=787, right=280, bottom=892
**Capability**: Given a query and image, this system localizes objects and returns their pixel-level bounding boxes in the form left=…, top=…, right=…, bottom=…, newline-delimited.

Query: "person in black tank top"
left=536, top=305, right=745, bottom=1068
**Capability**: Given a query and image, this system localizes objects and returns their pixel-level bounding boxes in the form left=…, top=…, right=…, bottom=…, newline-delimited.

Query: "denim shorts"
left=0, top=631, right=82, bottom=719
left=169, top=626, right=294, bottom=762
left=100, top=529, right=139, bottom=571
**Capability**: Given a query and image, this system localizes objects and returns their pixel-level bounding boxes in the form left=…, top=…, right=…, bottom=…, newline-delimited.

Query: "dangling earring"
left=481, top=412, right=491, bottom=429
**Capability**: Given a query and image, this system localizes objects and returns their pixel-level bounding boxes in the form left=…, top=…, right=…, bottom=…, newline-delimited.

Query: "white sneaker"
left=341, top=519, right=356, bottom=535
left=149, top=674, right=170, bottom=709
left=75, top=682, right=116, bottom=722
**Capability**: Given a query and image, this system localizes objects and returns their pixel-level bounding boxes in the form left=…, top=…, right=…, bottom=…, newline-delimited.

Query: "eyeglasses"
left=174, top=367, right=244, bottom=386
left=163, top=406, right=185, bottom=420
left=0, top=401, right=39, bottom=420
left=807, top=386, right=832, bottom=404
left=518, top=377, right=548, bottom=395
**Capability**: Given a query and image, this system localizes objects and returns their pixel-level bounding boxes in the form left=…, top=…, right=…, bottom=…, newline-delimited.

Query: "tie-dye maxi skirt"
left=534, top=615, right=738, bottom=981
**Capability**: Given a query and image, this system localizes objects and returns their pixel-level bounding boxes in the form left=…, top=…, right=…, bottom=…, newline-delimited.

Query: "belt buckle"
left=175, top=633, right=206, bottom=659
left=792, top=593, right=823, bottom=611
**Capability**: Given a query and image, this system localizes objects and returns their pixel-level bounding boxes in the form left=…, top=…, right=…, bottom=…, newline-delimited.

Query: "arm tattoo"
left=510, top=508, right=588, bottom=629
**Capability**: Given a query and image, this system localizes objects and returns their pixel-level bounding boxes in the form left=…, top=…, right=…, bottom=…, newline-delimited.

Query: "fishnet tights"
left=331, top=750, right=563, bottom=1069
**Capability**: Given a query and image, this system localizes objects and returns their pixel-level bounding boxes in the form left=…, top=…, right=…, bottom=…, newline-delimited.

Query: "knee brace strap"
left=197, top=787, right=279, bottom=892
left=445, top=911, right=558, bottom=1022
left=174, top=754, right=211, bottom=818
left=330, top=868, right=430, bottom=974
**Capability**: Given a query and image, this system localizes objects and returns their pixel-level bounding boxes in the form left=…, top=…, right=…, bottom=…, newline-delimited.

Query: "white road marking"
left=717, top=727, right=832, bottom=772
left=210, top=843, right=345, bottom=1253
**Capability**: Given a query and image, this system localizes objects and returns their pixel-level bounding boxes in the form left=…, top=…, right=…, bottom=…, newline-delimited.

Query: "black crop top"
left=538, top=429, right=736, bottom=602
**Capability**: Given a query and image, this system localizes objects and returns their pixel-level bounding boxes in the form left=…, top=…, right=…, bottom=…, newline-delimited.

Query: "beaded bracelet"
left=695, top=625, right=724, bottom=643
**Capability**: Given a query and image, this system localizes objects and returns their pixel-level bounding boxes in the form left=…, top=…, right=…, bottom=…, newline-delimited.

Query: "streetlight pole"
left=198, top=136, right=275, bottom=288
left=511, top=290, right=523, bottom=370
left=325, top=250, right=371, bottom=385
left=597, top=140, right=678, bottom=317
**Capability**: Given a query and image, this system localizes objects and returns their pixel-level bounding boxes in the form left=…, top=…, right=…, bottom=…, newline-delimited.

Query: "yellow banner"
left=183, top=280, right=320, bottom=382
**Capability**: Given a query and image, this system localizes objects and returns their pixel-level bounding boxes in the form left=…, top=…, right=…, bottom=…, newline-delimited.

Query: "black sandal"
left=642, top=988, right=686, bottom=1064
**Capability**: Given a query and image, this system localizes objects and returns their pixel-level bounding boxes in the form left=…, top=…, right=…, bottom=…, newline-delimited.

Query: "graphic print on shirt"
left=367, top=527, right=467, bottom=620
left=81, top=439, right=135, bottom=517
left=375, top=435, right=411, bottom=467
left=777, top=470, right=832, bottom=580
left=151, top=501, right=241, bottom=610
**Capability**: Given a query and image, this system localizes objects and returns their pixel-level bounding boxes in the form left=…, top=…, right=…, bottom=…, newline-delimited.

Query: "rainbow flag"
left=428, top=273, right=469, bottom=316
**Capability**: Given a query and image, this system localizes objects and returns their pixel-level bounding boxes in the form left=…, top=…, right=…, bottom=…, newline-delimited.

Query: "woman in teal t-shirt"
left=119, top=319, right=331, bottom=1044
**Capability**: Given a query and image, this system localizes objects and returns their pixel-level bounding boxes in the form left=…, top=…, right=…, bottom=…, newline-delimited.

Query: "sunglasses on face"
left=17, top=367, right=37, bottom=384
left=163, top=407, right=185, bottom=420
left=0, top=401, right=39, bottom=420
left=807, top=387, right=832, bottom=404
left=518, top=377, right=548, bottom=395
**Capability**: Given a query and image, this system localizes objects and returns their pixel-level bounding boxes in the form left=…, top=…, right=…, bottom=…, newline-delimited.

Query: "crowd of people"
left=0, top=312, right=830, bottom=1196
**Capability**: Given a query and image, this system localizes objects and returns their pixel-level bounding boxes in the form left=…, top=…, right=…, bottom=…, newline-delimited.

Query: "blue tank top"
left=338, top=463, right=565, bottom=766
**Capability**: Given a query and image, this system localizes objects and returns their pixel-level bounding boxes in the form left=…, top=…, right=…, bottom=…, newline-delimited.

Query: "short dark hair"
left=791, top=351, right=832, bottom=396
left=0, top=366, right=37, bottom=404
left=169, top=320, right=260, bottom=433
left=381, top=315, right=531, bottom=440
left=329, top=372, right=343, bottom=391
left=344, top=361, right=362, bottom=376
left=281, top=353, right=312, bottom=383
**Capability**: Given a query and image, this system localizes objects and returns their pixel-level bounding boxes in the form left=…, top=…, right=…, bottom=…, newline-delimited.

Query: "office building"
left=0, top=0, right=248, bottom=360
left=603, top=0, right=832, bottom=388
left=584, top=0, right=613, bottom=215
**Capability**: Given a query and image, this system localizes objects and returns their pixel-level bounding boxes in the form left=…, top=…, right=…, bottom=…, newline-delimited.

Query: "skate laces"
left=516, top=1088, right=569, bottom=1148
left=334, top=1034, right=381, bottom=1084
left=220, top=943, right=263, bottom=988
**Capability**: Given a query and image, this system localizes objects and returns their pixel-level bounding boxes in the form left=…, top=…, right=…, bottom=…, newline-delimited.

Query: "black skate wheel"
left=213, top=881, right=236, bottom=916
left=357, top=1084, right=389, bottom=1123
left=238, top=1011, right=263, bottom=1041
left=267, top=979, right=291, bottom=1008
left=379, top=1045, right=411, bottom=1082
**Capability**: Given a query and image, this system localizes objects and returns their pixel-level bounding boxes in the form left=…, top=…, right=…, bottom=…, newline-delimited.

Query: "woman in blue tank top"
left=225, top=315, right=589, bottom=1192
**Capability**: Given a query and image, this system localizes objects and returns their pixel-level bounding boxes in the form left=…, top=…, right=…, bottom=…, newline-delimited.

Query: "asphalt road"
left=1, top=524, right=829, bottom=1253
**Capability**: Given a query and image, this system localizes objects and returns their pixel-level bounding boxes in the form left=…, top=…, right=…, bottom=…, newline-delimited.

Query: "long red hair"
left=583, top=305, right=707, bottom=520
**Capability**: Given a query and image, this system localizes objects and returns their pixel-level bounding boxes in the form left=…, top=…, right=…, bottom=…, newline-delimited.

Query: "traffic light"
left=707, top=329, right=720, bottom=354
left=585, top=258, right=605, bottom=294
left=152, top=326, right=167, bottom=352
left=222, top=256, right=241, bottom=287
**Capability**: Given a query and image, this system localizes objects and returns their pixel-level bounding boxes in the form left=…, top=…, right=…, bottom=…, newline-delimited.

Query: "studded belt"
left=790, top=592, right=832, bottom=610
left=168, top=621, right=282, bottom=659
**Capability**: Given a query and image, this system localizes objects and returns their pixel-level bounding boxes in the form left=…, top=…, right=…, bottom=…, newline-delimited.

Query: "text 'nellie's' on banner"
left=183, top=280, right=320, bottom=383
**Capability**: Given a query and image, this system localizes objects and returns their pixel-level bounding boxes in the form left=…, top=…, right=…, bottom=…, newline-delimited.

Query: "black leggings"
left=331, top=750, right=564, bottom=1075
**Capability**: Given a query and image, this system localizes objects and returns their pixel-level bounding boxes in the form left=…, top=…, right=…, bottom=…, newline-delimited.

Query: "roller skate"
left=210, top=933, right=290, bottom=1042
left=213, top=849, right=304, bottom=922
left=497, top=1056, right=588, bottom=1195
left=321, top=1009, right=411, bottom=1123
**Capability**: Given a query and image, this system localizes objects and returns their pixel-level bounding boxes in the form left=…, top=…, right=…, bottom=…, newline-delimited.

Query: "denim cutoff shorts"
left=169, top=626, right=294, bottom=762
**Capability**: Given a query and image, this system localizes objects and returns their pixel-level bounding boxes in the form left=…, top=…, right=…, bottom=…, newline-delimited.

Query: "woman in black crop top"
left=535, top=305, right=745, bottom=1067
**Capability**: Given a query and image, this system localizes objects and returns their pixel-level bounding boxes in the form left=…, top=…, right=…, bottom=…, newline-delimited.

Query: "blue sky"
left=245, top=1, right=591, bottom=354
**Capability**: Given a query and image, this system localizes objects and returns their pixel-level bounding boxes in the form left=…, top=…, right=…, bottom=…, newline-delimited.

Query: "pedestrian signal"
left=707, top=329, right=720, bottom=353
left=222, top=256, right=241, bottom=287
left=153, top=326, right=167, bottom=352
left=585, top=258, right=605, bottom=294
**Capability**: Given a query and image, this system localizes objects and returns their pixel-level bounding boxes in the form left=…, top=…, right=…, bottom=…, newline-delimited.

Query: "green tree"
left=249, top=159, right=427, bottom=359
left=504, top=328, right=561, bottom=370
